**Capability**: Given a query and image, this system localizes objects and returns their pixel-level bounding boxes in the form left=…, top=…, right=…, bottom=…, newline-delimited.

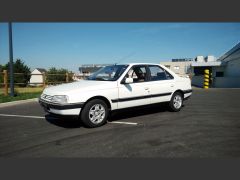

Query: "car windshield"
left=87, top=65, right=128, bottom=81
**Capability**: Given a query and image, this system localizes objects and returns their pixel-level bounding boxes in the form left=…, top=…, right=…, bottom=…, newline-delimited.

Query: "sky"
left=0, top=23, right=240, bottom=73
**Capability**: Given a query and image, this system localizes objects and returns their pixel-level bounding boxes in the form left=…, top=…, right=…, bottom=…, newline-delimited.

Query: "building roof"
left=218, top=42, right=240, bottom=62
left=172, top=58, right=193, bottom=62
left=35, top=68, right=47, bottom=73
left=191, top=61, right=222, bottom=67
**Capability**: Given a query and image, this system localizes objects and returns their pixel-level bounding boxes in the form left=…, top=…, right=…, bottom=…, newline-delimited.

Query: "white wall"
left=191, top=75, right=240, bottom=88
left=225, top=58, right=240, bottom=77
left=160, top=61, right=192, bottom=75
left=29, top=69, right=44, bottom=86
left=214, top=77, right=240, bottom=88
left=212, top=66, right=225, bottom=77
left=221, top=48, right=240, bottom=77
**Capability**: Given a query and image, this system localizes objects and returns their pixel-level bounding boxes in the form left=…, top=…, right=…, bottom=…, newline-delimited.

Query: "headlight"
left=52, top=95, right=69, bottom=104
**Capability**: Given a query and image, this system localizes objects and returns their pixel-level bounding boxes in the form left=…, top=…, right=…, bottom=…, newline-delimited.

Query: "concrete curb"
left=0, top=98, right=38, bottom=108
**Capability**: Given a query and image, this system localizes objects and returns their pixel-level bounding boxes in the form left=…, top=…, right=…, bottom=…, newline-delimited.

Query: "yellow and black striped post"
left=203, top=69, right=210, bottom=89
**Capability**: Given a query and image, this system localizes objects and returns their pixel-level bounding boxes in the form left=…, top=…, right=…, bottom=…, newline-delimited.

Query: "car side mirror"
left=124, top=77, right=133, bottom=84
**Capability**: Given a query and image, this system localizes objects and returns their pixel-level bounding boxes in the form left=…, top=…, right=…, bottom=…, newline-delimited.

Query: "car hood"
left=43, top=80, right=117, bottom=95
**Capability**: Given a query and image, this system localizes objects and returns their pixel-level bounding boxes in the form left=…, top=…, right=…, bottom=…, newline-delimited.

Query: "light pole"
left=8, top=22, right=14, bottom=96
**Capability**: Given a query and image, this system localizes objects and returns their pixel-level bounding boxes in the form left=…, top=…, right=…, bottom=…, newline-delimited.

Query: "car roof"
left=118, top=63, right=161, bottom=66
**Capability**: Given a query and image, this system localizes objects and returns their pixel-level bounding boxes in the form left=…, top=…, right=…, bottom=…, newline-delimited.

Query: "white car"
left=39, top=63, right=192, bottom=127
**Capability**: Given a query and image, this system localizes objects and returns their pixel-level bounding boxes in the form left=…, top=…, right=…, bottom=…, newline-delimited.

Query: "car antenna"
left=114, top=52, right=136, bottom=65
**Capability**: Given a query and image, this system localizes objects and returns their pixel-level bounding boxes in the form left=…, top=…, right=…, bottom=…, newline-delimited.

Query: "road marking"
left=0, top=113, right=45, bottom=119
left=0, top=113, right=138, bottom=125
left=108, top=121, right=138, bottom=125
left=0, top=98, right=38, bottom=108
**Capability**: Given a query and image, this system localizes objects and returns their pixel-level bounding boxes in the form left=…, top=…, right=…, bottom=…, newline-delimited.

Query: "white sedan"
left=39, top=63, right=192, bottom=127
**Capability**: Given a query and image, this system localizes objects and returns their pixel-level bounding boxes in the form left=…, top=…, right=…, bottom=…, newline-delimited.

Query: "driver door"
left=117, top=65, right=151, bottom=109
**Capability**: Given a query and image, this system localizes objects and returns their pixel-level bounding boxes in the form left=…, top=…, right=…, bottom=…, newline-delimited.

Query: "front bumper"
left=39, top=98, right=84, bottom=115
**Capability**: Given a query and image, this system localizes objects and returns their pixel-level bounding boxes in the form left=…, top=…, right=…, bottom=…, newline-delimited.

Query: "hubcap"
left=173, top=95, right=182, bottom=109
left=89, top=104, right=106, bottom=124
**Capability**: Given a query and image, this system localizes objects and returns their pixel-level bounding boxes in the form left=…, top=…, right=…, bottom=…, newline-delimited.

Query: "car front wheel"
left=80, top=99, right=109, bottom=128
left=169, top=92, right=183, bottom=112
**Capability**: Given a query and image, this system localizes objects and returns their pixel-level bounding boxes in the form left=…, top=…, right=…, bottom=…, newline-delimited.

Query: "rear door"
left=147, top=65, right=175, bottom=104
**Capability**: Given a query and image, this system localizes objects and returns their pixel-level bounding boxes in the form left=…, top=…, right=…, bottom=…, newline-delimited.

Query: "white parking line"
left=0, top=114, right=45, bottom=119
left=108, top=121, right=138, bottom=125
left=0, top=113, right=138, bottom=125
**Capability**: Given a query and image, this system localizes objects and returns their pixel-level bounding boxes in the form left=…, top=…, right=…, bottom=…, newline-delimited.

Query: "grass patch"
left=0, top=92, right=41, bottom=103
left=0, top=87, right=44, bottom=94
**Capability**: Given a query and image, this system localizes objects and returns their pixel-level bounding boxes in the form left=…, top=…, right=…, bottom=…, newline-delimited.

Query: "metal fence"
left=0, top=70, right=88, bottom=96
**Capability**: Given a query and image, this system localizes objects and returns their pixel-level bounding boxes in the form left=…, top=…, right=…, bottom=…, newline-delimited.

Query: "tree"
left=0, top=64, right=4, bottom=72
left=0, top=64, right=5, bottom=84
left=1, top=59, right=31, bottom=87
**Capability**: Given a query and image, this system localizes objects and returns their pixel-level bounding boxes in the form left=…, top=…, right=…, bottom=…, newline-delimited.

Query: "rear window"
left=149, top=65, right=174, bottom=81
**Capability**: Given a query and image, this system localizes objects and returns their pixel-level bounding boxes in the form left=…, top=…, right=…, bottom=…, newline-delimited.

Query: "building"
left=160, top=58, right=193, bottom=76
left=172, top=58, right=193, bottom=62
left=29, top=68, right=47, bottom=86
left=191, top=42, right=240, bottom=88
left=218, top=43, right=240, bottom=78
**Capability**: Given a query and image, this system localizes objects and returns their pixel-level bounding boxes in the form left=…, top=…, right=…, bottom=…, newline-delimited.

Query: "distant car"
left=39, top=63, right=192, bottom=127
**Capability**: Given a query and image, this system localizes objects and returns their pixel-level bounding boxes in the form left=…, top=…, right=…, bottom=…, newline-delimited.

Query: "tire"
left=80, top=99, right=109, bottom=128
left=169, top=92, right=183, bottom=112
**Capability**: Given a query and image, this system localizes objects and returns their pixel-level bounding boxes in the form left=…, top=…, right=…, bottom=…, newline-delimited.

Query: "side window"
left=126, top=66, right=147, bottom=83
left=149, top=66, right=174, bottom=81
left=165, top=69, right=174, bottom=80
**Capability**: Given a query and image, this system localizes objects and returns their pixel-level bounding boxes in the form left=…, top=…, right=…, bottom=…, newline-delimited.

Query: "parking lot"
left=0, top=88, right=240, bottom=157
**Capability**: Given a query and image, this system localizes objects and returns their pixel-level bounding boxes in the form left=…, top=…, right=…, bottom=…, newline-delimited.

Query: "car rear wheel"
left=169, top=92, right=183, bottom=112
left=80, top=99, right=109, bottom=128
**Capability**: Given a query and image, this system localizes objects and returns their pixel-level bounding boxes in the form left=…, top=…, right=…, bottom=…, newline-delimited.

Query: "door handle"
left=170, top=84, right=174, bottom=87
left=144, top=87, right=149, bottom=90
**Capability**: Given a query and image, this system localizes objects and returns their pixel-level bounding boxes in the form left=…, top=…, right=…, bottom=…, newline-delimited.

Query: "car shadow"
left=108, top=103, right=181, bottom=121
left=44, top=103, right=185, bottom=128
left=45, top=114, right=83, bottom=128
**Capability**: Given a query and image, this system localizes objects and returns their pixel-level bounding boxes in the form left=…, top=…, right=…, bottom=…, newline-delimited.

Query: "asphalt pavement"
left=0, top=88, right=240, bottom=157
